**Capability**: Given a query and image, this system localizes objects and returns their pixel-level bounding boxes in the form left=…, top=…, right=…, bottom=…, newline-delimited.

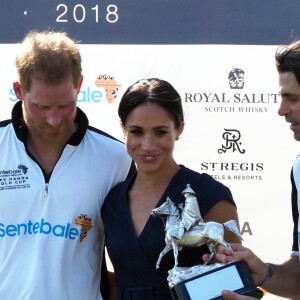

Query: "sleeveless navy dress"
left=102, top=165, right=236, bottom=300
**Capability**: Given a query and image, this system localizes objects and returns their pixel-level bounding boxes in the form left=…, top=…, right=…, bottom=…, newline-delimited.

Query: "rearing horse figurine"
left=151, top=184, right=243, bottom=269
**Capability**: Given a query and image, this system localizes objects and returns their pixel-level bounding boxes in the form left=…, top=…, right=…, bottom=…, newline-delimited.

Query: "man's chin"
left=294, top=133, right=300, bottom=142
left=48, top=128, right=61, bottom=133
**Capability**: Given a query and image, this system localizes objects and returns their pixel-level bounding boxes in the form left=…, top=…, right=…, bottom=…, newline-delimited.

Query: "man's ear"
left=77, top=77, right=83, bottom=92
left=13, top=81, right=23, bottom=100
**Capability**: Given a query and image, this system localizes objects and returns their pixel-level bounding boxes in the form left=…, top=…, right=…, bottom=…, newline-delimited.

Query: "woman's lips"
left=140, top=155, right=157, bottom=162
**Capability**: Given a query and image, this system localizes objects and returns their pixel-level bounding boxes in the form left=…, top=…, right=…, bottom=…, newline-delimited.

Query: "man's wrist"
left=257, top=263, right=274, bottom=287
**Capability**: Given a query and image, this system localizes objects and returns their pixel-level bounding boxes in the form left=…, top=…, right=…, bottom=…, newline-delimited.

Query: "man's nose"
left=278, top=99, right=290, bottom=116
left=47, top=108, right=62, bottom=127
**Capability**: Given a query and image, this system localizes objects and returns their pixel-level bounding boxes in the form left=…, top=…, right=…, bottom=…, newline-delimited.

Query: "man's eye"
left=35, top=104, right=47, bottom=109
left=59, top=103, right=71, bottom=109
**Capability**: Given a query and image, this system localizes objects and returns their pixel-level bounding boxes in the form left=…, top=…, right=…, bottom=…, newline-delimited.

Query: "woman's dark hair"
left=118, top=78, right=184, bottom=128
left=276, top=40, right=300, bottom=85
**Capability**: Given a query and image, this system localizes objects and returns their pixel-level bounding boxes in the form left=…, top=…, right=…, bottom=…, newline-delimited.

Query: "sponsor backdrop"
left=1, top=1, right=300, bottom=299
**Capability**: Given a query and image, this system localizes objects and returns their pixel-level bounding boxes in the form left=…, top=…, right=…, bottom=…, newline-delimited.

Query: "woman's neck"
left=133, top=163, right=180, bottom=193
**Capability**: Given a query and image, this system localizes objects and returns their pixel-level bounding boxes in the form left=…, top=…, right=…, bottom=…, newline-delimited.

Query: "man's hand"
left=221, top=290, right=257, bottom=300
left=202, top=244, right=232, bottom=264
left=203, top=243, right=268, bottom=286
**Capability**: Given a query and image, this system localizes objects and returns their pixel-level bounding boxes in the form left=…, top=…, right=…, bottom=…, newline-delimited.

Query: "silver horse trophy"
left=151, top=184, right=261, bottom=300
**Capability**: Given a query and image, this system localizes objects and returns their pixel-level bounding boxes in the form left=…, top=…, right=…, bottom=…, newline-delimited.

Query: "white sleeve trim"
left=291, top=251, right=300, bottom=257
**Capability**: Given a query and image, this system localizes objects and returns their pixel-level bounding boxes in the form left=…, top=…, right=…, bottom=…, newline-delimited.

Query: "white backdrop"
left=1, top=43, right=299, bottom=299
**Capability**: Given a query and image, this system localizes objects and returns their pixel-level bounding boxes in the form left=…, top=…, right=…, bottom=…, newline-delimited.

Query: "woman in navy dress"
left=102, top=78, right=242, bottom=299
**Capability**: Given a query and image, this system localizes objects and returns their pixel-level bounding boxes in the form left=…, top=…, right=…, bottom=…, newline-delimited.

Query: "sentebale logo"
left=0, top=218, right=79, bottom=240
left=95, top=74, right=121, bottom=103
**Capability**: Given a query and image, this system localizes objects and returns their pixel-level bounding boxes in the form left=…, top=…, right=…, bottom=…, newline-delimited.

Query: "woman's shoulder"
left=178, top=165, right=232, bottom=198
left=108, top=180, right=127, bottom=194
left=178, top=165, right=235, bottom=213
left=179, top=165, right=223, bottom=185
left=103, top=175, right=133, bottom=207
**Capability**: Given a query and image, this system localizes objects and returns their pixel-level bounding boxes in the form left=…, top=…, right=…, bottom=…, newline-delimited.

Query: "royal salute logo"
left=228, top=68, right=245, bottom=89
left=95, top=74, right=121, bottom=103
left=184, top=66, right=280, bottom=112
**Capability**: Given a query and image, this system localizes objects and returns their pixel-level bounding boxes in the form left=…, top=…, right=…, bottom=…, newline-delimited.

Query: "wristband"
left=257, top=263, right=273, bottom=287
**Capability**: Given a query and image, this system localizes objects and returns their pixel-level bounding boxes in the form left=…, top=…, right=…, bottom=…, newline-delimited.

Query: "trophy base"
left=169, top=261, right=263, bottom=300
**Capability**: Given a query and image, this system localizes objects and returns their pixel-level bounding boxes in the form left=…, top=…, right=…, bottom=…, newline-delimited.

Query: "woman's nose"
left=141, top=135, right=155, bottom=150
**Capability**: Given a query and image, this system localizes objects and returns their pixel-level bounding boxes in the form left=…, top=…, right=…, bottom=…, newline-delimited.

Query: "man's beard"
left=22, top=105, right=40, bottom=132
left=22, top=105, right=65, bottom=139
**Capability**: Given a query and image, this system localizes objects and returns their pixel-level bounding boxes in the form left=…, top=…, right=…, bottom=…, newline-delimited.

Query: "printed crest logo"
left=228, top=68, right=245, bottom=89
left=18, top=164, right=28, bottom=174
left=0, top=164, right=30, bottom=191
left=201, top=129, right=263, bottom=181
left=95, top=74, right=121, bottom=103
left=218, top=129, right=246, bottom=154
left=75, top=214, right=93, bottom=242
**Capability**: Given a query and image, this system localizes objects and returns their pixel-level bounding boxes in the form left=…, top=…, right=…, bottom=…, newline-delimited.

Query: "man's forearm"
left=262, top=257, right=300, bottom=297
